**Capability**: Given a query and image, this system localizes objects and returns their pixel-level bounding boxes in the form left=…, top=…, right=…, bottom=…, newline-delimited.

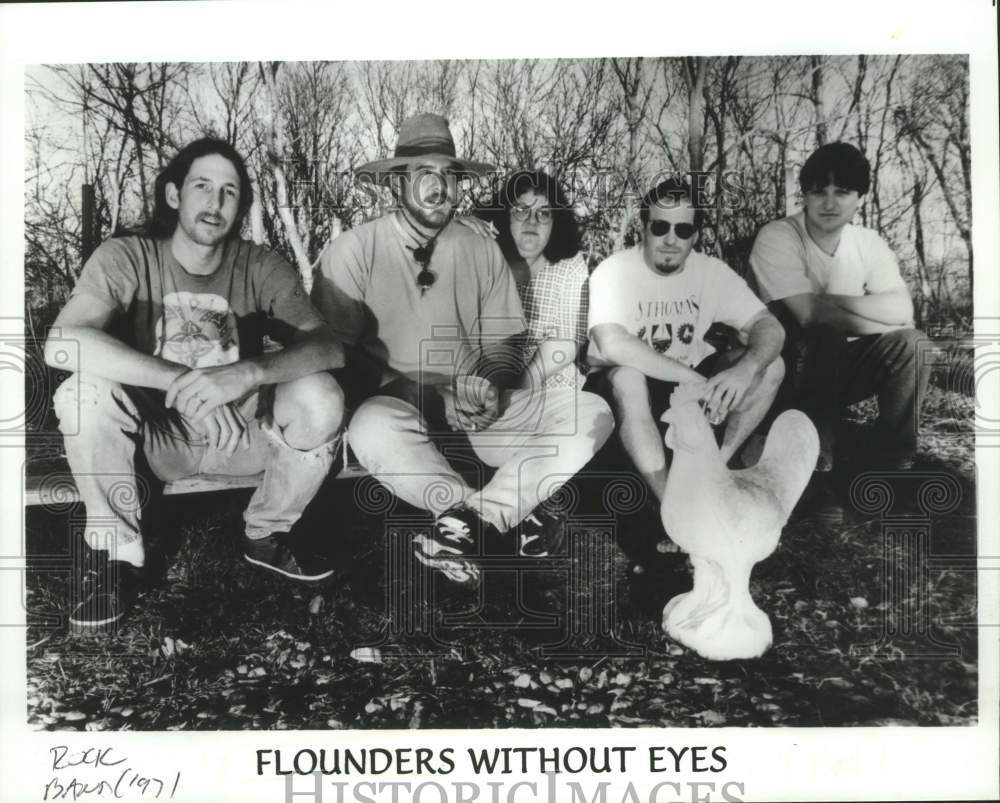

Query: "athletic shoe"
left=515, top=509, right=566, bottom=558
left=69, top=542, right=135, bottom=635
left=412, top=505, right=498, bottom=587
left=244, top=532, right=334, bottom=582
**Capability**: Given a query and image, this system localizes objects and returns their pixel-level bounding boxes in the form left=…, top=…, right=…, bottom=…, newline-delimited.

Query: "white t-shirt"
left=750, top=211, right=905, bottom=304
left=587, top=247, right=765, bottom=368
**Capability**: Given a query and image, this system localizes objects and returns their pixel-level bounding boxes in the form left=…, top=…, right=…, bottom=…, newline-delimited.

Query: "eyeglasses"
left=511, top=206, right=553, bottom=224
left=648, top=220, right=697, bottom=239
left=409, top=240, right=436, bottom=295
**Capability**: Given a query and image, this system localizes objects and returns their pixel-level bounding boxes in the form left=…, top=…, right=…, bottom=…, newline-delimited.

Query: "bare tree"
left=684, top=57, right=708, bottom=171
left=610, top=57, right=655, bottom=249
left=22, top=56, right=974, bottom=334
left=258, top=61, right=314, bottom=289
left=894, top=56, right=972, bottom=285
left=809, top=55, right=828, bottom=148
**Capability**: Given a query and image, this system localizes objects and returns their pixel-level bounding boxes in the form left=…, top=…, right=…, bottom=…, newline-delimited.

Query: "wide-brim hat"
left=356, top=113, right=495, bottom=186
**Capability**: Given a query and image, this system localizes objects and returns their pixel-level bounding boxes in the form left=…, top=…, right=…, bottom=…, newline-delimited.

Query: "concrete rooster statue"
left=659, top=382, right=818, bottom=660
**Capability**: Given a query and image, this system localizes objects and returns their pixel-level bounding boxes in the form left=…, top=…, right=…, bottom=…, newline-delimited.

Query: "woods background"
left=24, top=55, right=971, bottom=339
left=16, top=53, right=985, bottom=734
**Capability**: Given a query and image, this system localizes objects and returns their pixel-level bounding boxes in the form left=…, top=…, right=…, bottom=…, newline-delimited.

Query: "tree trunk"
left=134, top=132, right=149, bottom=222
left=259, top=62, right=315, bottom=291
left=911, top=178, right=933, bottom=327
left=686, top=57, right=706, bottom=171
left=611, top=57, right=648, bottom=251
left=810, top=56, right=827, bottom=148
left=615, top=198, right=635, bottom=252
left=250, top=177, right=266, bottom=246
left=784, top=164, right=798, bottom=217
left=906, top=125, right=973, bottom=284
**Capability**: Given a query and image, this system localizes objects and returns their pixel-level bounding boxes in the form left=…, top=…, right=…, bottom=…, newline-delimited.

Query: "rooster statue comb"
left=659, top=382, right=818, bottom=660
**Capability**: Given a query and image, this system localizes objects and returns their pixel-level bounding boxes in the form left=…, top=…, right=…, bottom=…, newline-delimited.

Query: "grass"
left=23, top=385, right=978, bottom=730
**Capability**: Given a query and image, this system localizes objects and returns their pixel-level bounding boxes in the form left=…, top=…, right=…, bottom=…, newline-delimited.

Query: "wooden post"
left=81, top=183, right=96, bottom=264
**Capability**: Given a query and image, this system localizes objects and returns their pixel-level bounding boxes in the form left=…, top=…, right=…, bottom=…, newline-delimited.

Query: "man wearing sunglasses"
left=587, top=177, right=785, bottom=524
left=314, top=114, right=613, bottom=587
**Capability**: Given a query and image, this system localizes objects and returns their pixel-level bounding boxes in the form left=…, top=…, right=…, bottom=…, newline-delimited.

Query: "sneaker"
left=244, top=532, right=334, bottom=582
left=412, top=506, right=498, bottom=587
left=69, top=543, right=135, bottom=635
left=515, top=509, right=566, bottom=558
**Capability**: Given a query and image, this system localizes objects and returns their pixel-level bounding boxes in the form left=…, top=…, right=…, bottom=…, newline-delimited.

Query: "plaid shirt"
left=516, top=253, right=589, bottom=389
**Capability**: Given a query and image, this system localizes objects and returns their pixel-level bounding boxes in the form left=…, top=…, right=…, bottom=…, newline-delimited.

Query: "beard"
left=401, top=192, right=454, bottom=231
left=178, top=212, right=233, bottom=246
left=408, top=203, right=452, bottom=230
left=653, top=257, right=684, bottom=275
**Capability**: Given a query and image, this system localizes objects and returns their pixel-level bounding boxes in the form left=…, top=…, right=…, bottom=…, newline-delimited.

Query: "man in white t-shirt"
left=750, top=142, right=928, bottom=482
left=587, top=178, right=785, bottom=509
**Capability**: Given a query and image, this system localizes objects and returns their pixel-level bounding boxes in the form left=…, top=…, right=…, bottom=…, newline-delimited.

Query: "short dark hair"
left=639, top=177, right=705, bottom=230
left=799, top=142, right=871, bottom=196
left=147, top=138, right=253, bottom=239
left=482, top=170, right=580, bottom=263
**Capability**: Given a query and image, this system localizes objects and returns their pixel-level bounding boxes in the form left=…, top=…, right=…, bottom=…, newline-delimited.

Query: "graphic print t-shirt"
left=587, top=247, right=765, bottom=368
left=71, top=236, right=324, bottom=368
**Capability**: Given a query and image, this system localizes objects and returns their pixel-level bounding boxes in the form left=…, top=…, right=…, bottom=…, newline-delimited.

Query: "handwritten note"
left=43, top=746, right=181, bottom=800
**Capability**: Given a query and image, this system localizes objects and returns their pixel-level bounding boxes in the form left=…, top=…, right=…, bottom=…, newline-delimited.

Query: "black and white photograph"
left=1, top=1, right=997, bottom=801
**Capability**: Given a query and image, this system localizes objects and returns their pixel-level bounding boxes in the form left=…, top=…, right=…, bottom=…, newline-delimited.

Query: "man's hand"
left=165, top=363, right=259, bottom=423
left=454, top=216, right=498, bottom=240
left=702, top=359, right=760, bottom=423
left=185, top=403, right=251, bottom=457
left=439, top=376, right=501, bottom=432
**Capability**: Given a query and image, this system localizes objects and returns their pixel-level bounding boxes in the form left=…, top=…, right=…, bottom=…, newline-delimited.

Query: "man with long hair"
left=46, top=138, right=346, bottom=633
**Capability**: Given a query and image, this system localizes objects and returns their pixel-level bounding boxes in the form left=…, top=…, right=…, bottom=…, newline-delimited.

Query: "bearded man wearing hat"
left=314, top=114, right=613, bottom=586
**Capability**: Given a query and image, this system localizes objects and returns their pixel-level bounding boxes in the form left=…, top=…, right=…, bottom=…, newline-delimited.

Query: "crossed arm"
left=779, top=287, right=914, bottom=336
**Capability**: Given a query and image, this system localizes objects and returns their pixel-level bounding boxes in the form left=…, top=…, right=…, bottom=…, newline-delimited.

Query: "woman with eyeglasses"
left=473, top=170, right=592, bottom=390
left=457, top=170, right=611, bottom=548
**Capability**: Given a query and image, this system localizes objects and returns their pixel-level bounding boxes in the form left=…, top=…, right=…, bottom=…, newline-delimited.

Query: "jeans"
left=780, top=323, right=930, bottom=463
left=53, top=374, right=340, bottom=565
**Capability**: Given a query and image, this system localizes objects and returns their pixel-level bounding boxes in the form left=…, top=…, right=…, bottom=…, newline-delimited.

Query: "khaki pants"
left=347, top=386, right=614, bottom=532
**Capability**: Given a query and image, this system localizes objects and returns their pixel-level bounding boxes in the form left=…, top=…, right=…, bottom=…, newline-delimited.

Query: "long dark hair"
left=481, top=170, right=580, bottom=264
left=145, top=138, right=253, bottom=239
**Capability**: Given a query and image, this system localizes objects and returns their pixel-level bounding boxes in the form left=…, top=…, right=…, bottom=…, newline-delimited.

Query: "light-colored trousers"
left=53, top=374, right=338, bottom=565
left=347, top=386, right=614, bottom=532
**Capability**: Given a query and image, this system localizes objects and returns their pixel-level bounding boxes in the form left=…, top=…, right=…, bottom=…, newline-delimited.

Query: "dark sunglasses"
left=648, top=220, right=697, bottom=239
left=409, top=240, right=436, bottom=295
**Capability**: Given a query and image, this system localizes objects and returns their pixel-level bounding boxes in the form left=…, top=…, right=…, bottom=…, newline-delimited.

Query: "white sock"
left=86, top=529, right=145, bottom=568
